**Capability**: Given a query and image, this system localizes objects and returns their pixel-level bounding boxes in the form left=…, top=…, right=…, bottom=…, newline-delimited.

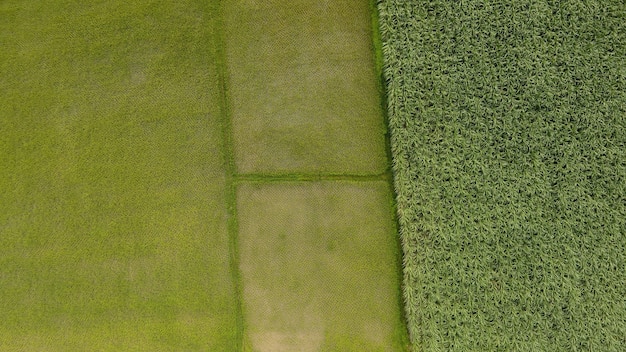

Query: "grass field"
left=237, top=182, right=406, bottom=351
left=224, top=0, right=409, bottom=350
left=224, top=0, right=388, bottom=175
left=0, top=1, right=239, bottom=350
left=1, top=1, right=407, bottom=350
left=378, top=0, right=626, bottom=350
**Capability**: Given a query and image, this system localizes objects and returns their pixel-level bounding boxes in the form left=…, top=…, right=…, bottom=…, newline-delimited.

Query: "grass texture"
left=224, top=0, right=410, bottom=350
left=237, top=181, right=407, bottom=351
left=1, top=0, right=408, bottom=350
left=378, top=0, right=626, bottom=350
left=224, top=0, right=388, bottom=175
left=0, top=1, right=238, bottom=349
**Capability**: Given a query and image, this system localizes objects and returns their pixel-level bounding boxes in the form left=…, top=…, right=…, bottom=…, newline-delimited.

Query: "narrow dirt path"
left=219, top=0, right=409, bottom=350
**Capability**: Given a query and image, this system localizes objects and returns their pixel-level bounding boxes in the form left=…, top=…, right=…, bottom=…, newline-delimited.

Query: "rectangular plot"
left=224, top=0, right=388, bottom=174
left=0, top=1, right=237, bottom=350
left=237, top=181, right=407, bottom=351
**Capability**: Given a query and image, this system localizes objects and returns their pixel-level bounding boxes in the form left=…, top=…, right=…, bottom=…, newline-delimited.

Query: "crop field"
left=1, top=0, right=407, bottom=351
left=379, top=0, right=626, bottom=351
left=224, top=0, right=388, bottom=174
left=237, top=182, right=406, bottom=351
left=0, top=1, right=238, bottom=350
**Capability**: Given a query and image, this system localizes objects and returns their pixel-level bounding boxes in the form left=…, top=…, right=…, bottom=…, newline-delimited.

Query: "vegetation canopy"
left=378, top=0, right=626, bottom=350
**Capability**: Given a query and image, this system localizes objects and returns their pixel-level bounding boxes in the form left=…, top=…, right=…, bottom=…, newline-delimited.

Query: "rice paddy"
left=224, top=0, right=388, bottom=175
left=0, top=1, right=239, bottom=350
left=237, top=182, right=406, bottom=351
left=379, top=0, right=626, bottom=350
left=1, top=1, right=408, bottom=351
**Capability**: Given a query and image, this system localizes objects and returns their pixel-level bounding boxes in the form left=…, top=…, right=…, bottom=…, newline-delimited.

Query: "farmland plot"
left=224, top=0, right=388, bottom=175
left=0, top=1, right=237, bottom=350
left=224, top=0, right=409, bottom=350
left=1, top=0, right=408, bottom=350
left=237, top=182, right=407, bottom=351
left=379, top=0, right=626, bottom=350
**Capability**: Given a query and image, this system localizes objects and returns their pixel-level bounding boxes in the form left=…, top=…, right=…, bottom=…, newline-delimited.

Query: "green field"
left=378, top=0, right=626, bottom=350
left=237, top=181, right=406, bottom=351
left=1, top=1, right=407, bottom=350
left=224, top=0, right=388, bottom=174
left=0, top=1, right=238, bottom=350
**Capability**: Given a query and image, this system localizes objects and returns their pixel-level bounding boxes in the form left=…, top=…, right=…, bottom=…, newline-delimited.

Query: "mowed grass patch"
left=379, top=0, right=626, bottom=350
left=224, top=0, right=388, bottom=175
left=236, top=181, right=408, bottom=351
left=0, top=1, right=238, bottom=349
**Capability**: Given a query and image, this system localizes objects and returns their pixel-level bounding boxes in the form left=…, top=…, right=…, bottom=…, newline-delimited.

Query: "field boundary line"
left=235, top=172, right=389, bottom=183
left=369, top=0, right=412, bottom=349
left=214, top=1, right=244, bottom=350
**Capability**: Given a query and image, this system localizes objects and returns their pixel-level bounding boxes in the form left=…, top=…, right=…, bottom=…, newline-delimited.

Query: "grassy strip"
left=235, top=172, right=389, bottom=183
left=378, top=0, right=626, bottom=350
left=369, top=0, right=413, bottom=349
left=214, top=1, right=245, bottom=350
left=223, top=1, right=411, bottom=349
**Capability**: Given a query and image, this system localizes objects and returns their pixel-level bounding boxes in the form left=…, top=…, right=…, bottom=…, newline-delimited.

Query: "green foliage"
left=378, top=0, right=626, bottom=350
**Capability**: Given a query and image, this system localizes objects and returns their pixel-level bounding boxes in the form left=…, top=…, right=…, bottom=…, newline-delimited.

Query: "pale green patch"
left=224, top=0, right=388, bottom=175
left=237, top=181, right=406, bottom=351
